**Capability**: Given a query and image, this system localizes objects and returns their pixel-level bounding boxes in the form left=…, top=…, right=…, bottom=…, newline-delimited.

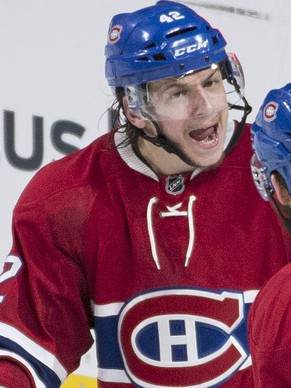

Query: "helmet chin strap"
left=224, top=95, right=252, bottom=155
left=137, top=110, right=195, bottom=166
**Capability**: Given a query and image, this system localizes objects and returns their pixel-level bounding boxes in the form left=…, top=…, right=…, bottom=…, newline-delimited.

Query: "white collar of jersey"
left=115, top=130, right=160, bottom=181
left=224, top=120, right=235, bottom=151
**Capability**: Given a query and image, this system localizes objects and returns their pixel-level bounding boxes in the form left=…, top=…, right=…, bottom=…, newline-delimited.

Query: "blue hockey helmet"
left=251, top=83, right=291, bottom=198
left=105, top=1, right=229, bottom=89
left=104, top=1, right=250, bottom=157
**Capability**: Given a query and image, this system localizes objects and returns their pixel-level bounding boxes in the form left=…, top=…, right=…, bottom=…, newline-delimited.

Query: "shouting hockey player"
left=0, top=2, right=290, bottom=387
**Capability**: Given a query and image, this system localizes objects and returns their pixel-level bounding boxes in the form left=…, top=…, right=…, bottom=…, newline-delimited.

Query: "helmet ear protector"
left=250, top=152, right=274, bottom=202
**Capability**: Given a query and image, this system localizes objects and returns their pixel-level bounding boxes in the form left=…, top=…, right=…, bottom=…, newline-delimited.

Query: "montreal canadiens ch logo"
left=118, top=288, right=248, bottom=388
left=263, top=101, right=278, bottom=122
left=108, top=25, right=122, bottom=44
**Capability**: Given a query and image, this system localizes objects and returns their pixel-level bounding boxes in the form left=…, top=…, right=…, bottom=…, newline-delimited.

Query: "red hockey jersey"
left=0, top=124, right=290, bottom=387
left=248, top=263, right=291, bottom=387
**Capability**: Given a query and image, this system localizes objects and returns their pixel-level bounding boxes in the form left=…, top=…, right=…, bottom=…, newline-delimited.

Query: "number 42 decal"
left=0, top=255, right=22, bottom=303
left=159, top=11, right=185, bottom=23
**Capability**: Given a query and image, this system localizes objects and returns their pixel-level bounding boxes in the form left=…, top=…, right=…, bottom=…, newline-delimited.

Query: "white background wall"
left=0, top=0, right=290, bottom=378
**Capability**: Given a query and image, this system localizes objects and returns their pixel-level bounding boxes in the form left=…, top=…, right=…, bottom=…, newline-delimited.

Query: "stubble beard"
left=163, top=135, right=226, bottom=172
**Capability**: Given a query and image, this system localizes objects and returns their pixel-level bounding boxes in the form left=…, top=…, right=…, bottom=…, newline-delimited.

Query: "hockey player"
left=0, top=2, right=290, bottom=387
left=250, top=83, right=291, bottom=230
left=248, top=84, right=291, bottom=387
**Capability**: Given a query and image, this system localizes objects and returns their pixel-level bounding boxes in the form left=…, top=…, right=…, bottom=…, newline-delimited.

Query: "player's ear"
left=123, top=96, right=146, bottom=129
left=271, top=174, right=291, bottom=206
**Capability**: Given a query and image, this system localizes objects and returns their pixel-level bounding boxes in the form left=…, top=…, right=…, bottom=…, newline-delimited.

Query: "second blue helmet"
left=251, top=83, right=291, bottom=197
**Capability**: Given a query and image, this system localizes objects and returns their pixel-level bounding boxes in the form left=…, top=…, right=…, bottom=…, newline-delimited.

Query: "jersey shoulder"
left=16, top=132, right=119, bottom=206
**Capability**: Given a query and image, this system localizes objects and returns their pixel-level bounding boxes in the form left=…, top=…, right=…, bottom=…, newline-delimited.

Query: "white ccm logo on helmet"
left=174, top=41, right=208, bottom=57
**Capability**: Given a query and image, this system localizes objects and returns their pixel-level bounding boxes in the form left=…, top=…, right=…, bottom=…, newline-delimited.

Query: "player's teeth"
left=201, top=134, right=215, bottom=144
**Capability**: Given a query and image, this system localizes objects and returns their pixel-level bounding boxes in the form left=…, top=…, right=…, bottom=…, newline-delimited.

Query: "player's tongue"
left=190, top=125, right=217, bottom=144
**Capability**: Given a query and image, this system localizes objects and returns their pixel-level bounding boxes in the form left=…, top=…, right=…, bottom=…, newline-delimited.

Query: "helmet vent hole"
left=153, top=53, right=166, bottom=61
left=212, top=36, right=218, bottom=45
left=136, top=56, right=151, bottom=62
left=135, top=53, right=166, bottom=62
left=166, top=26, right=197, bottom=39
left=144, top=42, right=157, bottom=49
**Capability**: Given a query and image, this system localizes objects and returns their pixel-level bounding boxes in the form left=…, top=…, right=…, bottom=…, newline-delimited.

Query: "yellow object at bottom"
left=61, top=374, right=97, bottom=388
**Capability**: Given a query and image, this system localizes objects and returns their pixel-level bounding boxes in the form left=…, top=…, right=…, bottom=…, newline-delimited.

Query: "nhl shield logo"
left=166, top=175, right=185, bottom=195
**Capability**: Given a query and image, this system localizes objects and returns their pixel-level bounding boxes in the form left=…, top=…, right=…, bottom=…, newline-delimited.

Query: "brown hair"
left=110, top=87, right=141, bottom=148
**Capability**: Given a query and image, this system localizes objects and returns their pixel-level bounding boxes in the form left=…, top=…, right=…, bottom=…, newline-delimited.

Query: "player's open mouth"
left=189, top=124, right=218, bottom=147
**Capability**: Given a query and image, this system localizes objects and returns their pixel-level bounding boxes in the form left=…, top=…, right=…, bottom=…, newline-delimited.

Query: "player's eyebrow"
left=200, top=68, right=220, bottom=82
